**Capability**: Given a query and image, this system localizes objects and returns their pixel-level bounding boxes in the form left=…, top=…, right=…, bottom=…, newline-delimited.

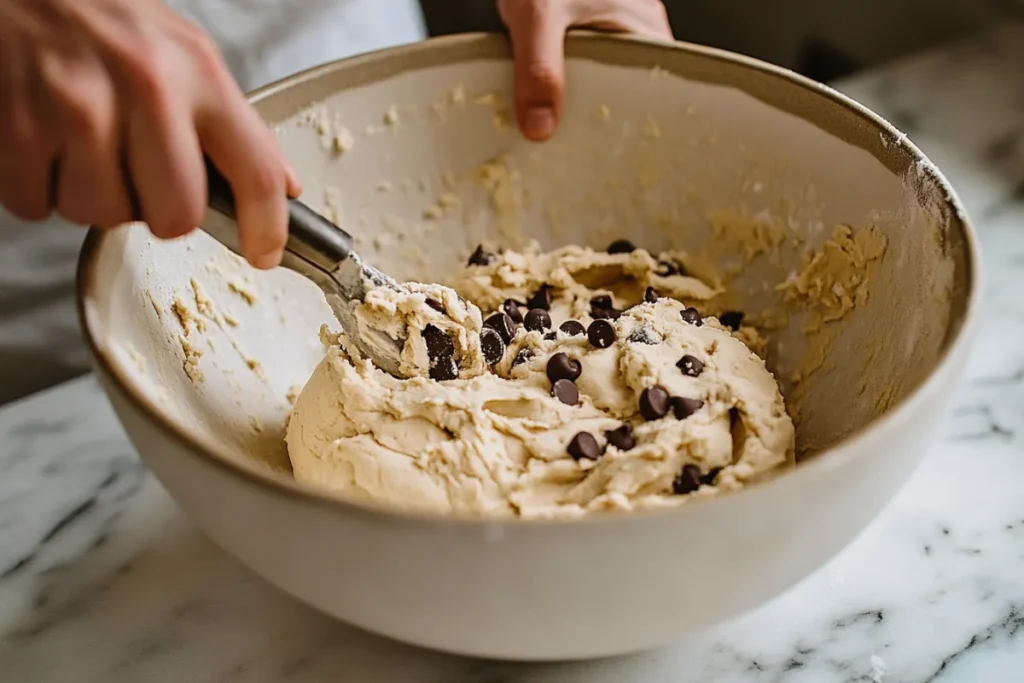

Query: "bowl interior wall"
left=83, top=35, right=969, bottom=481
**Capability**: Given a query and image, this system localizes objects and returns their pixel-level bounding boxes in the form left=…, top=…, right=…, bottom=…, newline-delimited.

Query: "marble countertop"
left=4, top=25, right=1024, bottom=682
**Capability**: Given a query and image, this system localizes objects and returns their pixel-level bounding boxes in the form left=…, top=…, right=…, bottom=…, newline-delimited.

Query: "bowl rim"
left=76, top=31, right=983, bottom=528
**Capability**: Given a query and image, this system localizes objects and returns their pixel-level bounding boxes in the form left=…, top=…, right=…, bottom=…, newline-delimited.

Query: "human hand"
left=498, top=0, right=673, bottom=142
left=0, top=0, right=300, bottom=269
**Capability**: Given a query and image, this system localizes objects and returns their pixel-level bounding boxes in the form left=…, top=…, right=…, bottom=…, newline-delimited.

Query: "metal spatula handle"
left=202, top=157, right=353, bottom=275
left=198, top=158, right=410, bottom=379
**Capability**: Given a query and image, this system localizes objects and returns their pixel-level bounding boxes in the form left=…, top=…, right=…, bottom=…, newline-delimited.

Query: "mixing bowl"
left=77, top=33, right=980, bottom=660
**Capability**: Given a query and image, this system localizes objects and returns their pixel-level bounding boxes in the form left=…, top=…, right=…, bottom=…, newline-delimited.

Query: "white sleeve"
left=0, top=212, right=90, bottom=405
left=166, top=0, right=428, bottom=91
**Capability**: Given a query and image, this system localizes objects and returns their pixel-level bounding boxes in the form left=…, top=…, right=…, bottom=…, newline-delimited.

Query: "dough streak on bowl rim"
left=75, top=32, right=983, bottom=527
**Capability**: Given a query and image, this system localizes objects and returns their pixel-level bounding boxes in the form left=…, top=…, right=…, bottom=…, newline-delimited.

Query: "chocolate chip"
left=551, top=378, right=579, bottom=406
left=524, top=308, right=552, bottom=332
left=702, top=467, right=722, bottom=485
left=422, top=324, right=455, bottom=360
left=677, top=354, right=704, bottom=377
left=468, top=245, right=496, bottom=266
left=672, top=464, right=703, bottom=495
left=656, top=259, right=687, bottom=277
left=719, top=311, right=744, bottom=330
left=513, top=348, right=534, bottom=367
left=547, top=352, right=582, bottom=383
left=480, top=328, right=505, bottom=366
left=526, top=284, right=553, bottom=311
left=639, top=385, right=670, bottom=420
left=484, top=312, right=516, bottom=344
left=587, top=319, right=617, bottom=348
left=425, top=298, right=445, bottom=313
left=544, top=331, right=557, bottom=341
left=605, top=423, right=636, bottom=451
left=607, top=239, right=636, bottom=254
left=627, top=326, right=661, bottom=345
left=559, top=320, right=586, bottom=337
left=644, top=287, right=659, bottom=304
left=590, top=294, right=621, bottom=320
left=502, top=298, right=524, bottom=324
left=680, top=307, right=703, bottom=326
left=429, top=356, right=459, bottom=382
left=671, top=396, right=704, bottom=420
left=567, top=431, right=602, bottom=460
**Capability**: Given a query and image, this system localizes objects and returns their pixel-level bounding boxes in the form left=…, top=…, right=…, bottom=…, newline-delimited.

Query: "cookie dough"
left=355, top=282, right=485, bottom=380
left=286, top=242, right=795, bottom=519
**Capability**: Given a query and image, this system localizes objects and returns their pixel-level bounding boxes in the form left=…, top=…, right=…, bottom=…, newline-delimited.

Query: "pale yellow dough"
left=355, top=282, right=485, bottom=379
left=286, top=244, right=795, bottom=519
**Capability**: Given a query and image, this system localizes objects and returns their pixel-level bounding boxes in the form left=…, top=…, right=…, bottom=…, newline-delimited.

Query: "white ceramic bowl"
left=77, top=33, right=980, bottom=660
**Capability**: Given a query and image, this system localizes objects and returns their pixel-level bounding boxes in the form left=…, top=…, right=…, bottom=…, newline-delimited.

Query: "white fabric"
left=0, top=0, right=426, bottom=405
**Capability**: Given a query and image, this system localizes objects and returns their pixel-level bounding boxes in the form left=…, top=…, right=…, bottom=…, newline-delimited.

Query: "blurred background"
left=421, top=0, right=1024, bottom=81
left=3, top=0, right=1021, bottom=407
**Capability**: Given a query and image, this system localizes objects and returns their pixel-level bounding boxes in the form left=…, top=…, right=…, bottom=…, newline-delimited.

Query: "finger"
left=500, top=0, right=570, bottom=142
left=0, top=38, right=56, bottom=221
left=564, top=0, right=674, bottom=39
left=572, top=15, right=670, bottom=38
left=630, top=0, right=674, bottom=39
left=285, top=163, right=302, bottom=199
left=172, top=13, right=288, bottom=268
left=81, top=5, right=206, bottom=238
left=125, top=94, right=206, bottom=240
left=197, top=89, right=290, bottom=269
left=43, top=49, right=132, bottom=228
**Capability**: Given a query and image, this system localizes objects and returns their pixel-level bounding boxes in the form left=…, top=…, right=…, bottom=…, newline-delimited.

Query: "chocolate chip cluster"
left=561, top=239, right=726, bottom=495
left=566, top=423, right=636, bottom=462
left=464, top=240, right=735, bottom=496
left=422, top=324, right=459, bottom=381
left=476, top=277, right=631, bottom=373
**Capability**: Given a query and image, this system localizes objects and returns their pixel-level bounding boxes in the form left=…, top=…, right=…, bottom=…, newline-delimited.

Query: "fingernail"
left=251, top=249, right=282, bottom=270
left=523, top=106, right=556, bottom=141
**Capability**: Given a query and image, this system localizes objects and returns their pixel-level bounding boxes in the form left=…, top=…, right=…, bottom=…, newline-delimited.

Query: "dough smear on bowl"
left=286, top=242, right=795, bottom=519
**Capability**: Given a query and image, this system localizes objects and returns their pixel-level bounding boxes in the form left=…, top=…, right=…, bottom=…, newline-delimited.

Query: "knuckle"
left=149, top=199, right=203, bottom=238
left=523, top=60, right=563, bottom=92
left=181, top=24, right=224, bottom=77
left=2, top=98, right=46, bottom=152
left=38, top=56, right=114, bottom=141
left=121, top=51, right=167, bottom=103
left=9, top=110, right=43, bottom=150
left=62, top=97, right=107, bottom=140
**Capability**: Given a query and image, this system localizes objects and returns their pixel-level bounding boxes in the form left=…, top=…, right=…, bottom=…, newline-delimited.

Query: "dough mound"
left=286, top=243, right=795, bottom=519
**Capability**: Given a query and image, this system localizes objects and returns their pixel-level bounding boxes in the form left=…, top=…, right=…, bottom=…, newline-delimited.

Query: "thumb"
left=501, top=0, right=570, bottom=142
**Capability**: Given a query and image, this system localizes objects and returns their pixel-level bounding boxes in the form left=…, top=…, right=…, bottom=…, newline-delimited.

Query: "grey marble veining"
left=3, top=25, right=1024, bottom=682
